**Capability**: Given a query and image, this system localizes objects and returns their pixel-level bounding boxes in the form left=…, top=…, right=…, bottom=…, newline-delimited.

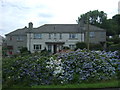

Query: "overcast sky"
left=0, top=0, right=119, bottom=37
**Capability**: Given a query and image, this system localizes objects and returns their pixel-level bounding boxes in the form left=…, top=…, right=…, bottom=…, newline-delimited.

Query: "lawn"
left=31, top=80, right=120, bottom=88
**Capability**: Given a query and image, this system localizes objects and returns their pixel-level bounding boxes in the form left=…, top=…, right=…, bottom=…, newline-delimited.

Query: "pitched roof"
left=6, top=24, right=106, bottom=36
left=5, top=27, right=28, bottom=36
left=29, top=24, right=106, bottom=33
left=33, top=24, right=81, bottom=33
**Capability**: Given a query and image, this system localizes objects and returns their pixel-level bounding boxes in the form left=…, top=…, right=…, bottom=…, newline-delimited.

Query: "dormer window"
left=34, top=34, right=42, bottom=39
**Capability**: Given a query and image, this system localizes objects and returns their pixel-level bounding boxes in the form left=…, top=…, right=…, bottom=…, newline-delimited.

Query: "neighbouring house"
left=0, top=35, right=3, bottom=46
left=5, top=22, right=106, bottom=55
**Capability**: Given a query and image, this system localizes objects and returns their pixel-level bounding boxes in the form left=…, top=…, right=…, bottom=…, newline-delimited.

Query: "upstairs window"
left=89, top=32, right=95, bottom=38
left=49, top=33, right=52, bottom=39
left=9, top=36, right=12, bottom=40
left=60, top=33, right=62, bottom=39
left=69, top=33, right=77, bottom=39
left=54, top=33, right=56, bottom=39
left=34, top=44, right=41, bottom=50
left=34, top=34, right=42, bottom=39
left=17, top=36, right=23, bottom=41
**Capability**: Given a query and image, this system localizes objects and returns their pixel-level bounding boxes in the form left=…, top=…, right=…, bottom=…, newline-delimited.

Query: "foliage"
left=108, top=44, right=120, bottom=52
left=77, top=11, right=120, bottom=36
left=63, top=46, right=70, bottom=50
left=75, top=42, right=103, bottom=50
left=19, top=47, right=28, bottom=53
left=89, top=43, right=103, bottom=50
left=107, top=35, right=120, bottom=44
left=2, top=50, right=120, bottom=88
left=77, top=10, right=107, bottom=26
left=19, top=47, right=30, bottom=56
left=75, top=42, right=87, bottom=50
left=106, top=35, right=120, bottom=51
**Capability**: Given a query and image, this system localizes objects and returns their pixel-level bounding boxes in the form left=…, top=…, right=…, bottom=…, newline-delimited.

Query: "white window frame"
left=34, top=44, right=42, bottom=50
left=48, top=45, right=52, bottom=52
left=49, top=33, right=52, bottom=39
left=54, top=33, right=56, bottom=39
left=69, top=33, right=78, bottom=39
left=69, top=44, right=75, bottom=50
left=60, top=33, right=62, bottom=39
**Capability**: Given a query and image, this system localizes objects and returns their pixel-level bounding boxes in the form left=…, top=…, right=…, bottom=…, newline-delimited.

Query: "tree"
left=112, top=14, right=120, bottom=35
left=77, top=10, right=120, bottom=36
left=77, top=10, right=107, bottom=27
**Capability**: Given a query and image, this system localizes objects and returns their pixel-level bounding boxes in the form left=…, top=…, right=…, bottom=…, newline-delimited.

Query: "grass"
left=4, top=79, right=119, bottom=89
left=32, top=80, right=120, bottom=88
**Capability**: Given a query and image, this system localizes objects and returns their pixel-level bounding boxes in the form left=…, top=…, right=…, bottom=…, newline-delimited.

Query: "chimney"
left=28, top=22, right=33, bottom=30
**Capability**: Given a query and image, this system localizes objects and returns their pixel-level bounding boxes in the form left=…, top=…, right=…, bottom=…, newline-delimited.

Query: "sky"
left=0, top=0, right=119, bottom=37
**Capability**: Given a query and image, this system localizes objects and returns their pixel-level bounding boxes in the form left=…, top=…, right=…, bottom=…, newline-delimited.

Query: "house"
left=5, top=22, right=106, bottom=55
left=0, top=35, right=3, bottom=46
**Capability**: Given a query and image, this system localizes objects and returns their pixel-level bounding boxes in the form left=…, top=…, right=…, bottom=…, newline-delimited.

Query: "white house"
left=5, top=22, right=106, bottom=55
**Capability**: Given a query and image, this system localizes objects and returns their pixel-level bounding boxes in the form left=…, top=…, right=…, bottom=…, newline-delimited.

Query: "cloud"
left=38, top=13, right=53, bottom=18
left=0, top=0, right=119, bottom=37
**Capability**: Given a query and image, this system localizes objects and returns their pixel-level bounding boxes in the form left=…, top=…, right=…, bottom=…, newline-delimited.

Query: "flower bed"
left=2, top=49, right=120, bottom=87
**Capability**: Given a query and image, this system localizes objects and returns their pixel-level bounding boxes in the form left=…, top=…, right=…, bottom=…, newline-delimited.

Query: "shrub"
left=56, top=49, right=119, bottom=84
left=108, top=44, right=120, bottom=51
left=63, top=46, right=70, bottom=50
left=89, top=43, right=103, bottom=50
left=75, top=42, right=103, bottom=50
left=2, top=50, right=120, bottom=87
left=75, top=42, right=87, bottom=50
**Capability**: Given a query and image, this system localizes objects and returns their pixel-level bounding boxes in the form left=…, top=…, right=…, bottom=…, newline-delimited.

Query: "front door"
left=53, top=44, right=57, bottom=54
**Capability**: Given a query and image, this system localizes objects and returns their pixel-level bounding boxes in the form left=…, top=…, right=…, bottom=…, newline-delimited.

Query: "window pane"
left=34, top=34, right=42, bottom=39
left=34, top=44, right=42, bottom=50
left=48, top=45, right=52, bottom=52
left=60, top=33, right=62, bottom=39
left=69, top=34, right=77, bottom=39
left=17, top=36, right=23, bottom=41
left=36, top=45, right=39, bottom=50
left=49, top=33, right=51, bottom=39
left=54, top=33, right=56, bottom=39
left=89, top=32, right=95, bottom=38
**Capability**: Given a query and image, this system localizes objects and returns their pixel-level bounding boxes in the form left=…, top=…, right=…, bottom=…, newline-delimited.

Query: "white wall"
left=27, top=33, right=85, bottom=53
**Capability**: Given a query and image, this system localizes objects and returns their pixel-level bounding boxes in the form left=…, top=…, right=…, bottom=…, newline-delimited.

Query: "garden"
left=2, top=49, right=120, bottom=89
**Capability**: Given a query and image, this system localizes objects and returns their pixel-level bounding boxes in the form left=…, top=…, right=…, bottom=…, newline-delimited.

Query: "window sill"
left=34, top=38, right=42, bottom=39
left=69, top=38, right=78, bottom=40
left=17, top=40, right=23, bottom=42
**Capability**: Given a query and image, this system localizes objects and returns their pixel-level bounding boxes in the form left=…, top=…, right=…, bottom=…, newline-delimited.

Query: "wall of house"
left=6, top=35, right=27, bottom=55
left=85, top=31, right=106, bottom=44
left=27, top=33, right=85, bottom=53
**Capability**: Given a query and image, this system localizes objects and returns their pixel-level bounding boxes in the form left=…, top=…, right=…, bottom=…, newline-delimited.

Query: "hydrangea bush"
left=55, top=49, right=119, bottom=84
left=2, top=50, right=120, bottom=87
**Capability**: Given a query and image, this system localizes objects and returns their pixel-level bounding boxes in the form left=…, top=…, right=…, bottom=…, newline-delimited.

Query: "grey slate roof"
left=29, top=24, right=106, bottom=33
left=5, top=27, right=28, bottom=36
left=32, top=24, right=81, bottom=33
left=6, top=24, right=106, bottom=36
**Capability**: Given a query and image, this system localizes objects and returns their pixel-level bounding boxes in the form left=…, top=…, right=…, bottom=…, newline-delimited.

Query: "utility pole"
left=87, top=13, right=90, bottom=51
